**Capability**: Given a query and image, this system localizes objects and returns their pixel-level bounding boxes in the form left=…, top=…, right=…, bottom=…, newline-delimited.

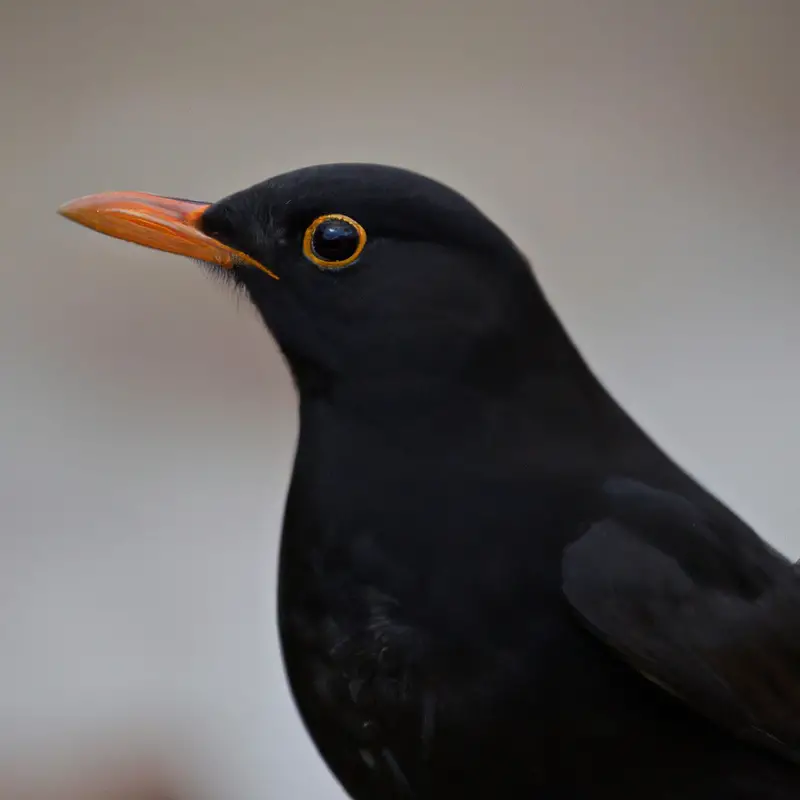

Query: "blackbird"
left=59, top=163, right=800, bottom=798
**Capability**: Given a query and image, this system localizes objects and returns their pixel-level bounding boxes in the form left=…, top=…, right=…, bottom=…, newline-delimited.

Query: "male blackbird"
left=59, top=164, right=800, bottom=798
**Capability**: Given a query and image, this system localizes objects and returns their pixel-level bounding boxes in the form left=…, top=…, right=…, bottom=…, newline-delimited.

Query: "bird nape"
left=59, top=163, right=800, bottom=799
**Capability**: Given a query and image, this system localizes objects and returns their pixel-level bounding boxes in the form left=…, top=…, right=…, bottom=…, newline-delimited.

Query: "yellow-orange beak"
left=58, top=191, right=277, bottom=279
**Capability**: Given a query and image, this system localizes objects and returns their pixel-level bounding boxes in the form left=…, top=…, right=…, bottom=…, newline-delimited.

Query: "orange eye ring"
left=303, top=214, right=367, bottom=270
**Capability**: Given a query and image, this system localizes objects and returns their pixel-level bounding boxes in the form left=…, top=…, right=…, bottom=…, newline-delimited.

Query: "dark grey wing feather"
left=562, top=478, right=800, bottom=764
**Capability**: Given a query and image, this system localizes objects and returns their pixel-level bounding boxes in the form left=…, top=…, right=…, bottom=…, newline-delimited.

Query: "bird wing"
left=561, top=477, right=800, bottom=764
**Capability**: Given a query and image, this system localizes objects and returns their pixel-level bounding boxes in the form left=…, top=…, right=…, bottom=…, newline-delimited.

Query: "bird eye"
left=303, top=214, right=366, bottom=270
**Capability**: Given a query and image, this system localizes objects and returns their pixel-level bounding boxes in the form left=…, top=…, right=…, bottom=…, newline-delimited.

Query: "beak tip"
left=57, top=197, right=88, bottom=223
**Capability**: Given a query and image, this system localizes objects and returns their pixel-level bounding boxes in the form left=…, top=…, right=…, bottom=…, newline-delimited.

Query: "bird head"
left=59, top=163, right=572, bottom=396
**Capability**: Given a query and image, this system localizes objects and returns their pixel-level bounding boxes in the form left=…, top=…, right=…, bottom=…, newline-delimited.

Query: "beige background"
left=1, top=1, right=799, bottom=797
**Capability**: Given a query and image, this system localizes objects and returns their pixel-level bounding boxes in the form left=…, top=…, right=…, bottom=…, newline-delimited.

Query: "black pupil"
left=312, top=218, right=360, bottom=262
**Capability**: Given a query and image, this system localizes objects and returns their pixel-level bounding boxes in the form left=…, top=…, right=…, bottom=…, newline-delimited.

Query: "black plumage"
left=60, top=164, right=800, bottom=798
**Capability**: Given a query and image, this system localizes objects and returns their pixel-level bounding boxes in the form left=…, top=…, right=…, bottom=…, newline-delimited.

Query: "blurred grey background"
left=1, top=0, right=798, bottom=797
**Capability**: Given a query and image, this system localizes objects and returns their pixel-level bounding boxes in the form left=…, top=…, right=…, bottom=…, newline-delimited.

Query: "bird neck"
left=288, top=274, right=623, bottom=460
left=294, top=340, right=622, bottom=473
